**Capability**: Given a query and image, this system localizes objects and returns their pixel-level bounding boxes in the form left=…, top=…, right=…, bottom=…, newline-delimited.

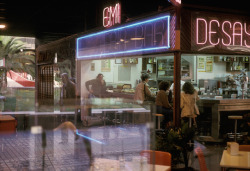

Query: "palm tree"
left=0, top=36, right=35, bottom=91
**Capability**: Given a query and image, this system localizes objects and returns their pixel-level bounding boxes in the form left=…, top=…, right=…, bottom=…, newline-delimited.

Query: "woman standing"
left=134, top=73, right=154, bottom=104
left=181, top=82, right=200, bottom=126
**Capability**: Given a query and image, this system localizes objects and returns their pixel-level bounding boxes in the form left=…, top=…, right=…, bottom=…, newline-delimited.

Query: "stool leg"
left=234, top=119, right=237, bottom=142
left=158, top=117, right=161, bottom=129
left=189, top=117, right=192, bottom=128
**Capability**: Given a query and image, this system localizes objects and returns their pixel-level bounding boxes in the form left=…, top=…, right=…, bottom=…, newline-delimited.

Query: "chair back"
left=239, top=145, right=250, bottom=151
left=140, top=150, right=171, bottom=166
left=194, top=147, right=209, bottom=171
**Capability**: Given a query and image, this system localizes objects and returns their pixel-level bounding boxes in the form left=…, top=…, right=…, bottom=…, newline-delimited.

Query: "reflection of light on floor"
left=76, top=129, right=105, bottom=144
left=118, top=127, right=127, bottom=131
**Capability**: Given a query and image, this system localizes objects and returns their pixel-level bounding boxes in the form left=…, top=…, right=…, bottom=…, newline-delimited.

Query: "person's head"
left=182, top=82, right=195, bottom=94
left=159, top=81, right=170, bottom=91
left=61, top=73, right=69, bottom=84
left=96, top=73, right=104, bottom=81
left=141, top=73, right=150, bottom=82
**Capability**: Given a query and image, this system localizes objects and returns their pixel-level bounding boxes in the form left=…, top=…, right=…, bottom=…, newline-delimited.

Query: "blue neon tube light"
left=76, top=129, right=105, bottom=144
left=76, top=14, right=170, bottom=60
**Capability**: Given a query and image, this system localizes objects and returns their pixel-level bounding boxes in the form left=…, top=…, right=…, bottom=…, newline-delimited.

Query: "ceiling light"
left=0, top=24, right=6, bottom=29
left=130, top=38, right=144, bottom=40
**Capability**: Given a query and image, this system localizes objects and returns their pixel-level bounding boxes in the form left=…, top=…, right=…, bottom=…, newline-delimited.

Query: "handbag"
left=144, top=84, right=155, bottom=102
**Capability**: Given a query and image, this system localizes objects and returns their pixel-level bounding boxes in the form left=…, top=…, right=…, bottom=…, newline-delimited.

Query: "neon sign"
left=103, top=3, right=121, bottom=28
left=77, top=14, right=170, bottom=60
left=169, top=0, right=181, bottom=6
left=196, top=17, right=250, bottom=48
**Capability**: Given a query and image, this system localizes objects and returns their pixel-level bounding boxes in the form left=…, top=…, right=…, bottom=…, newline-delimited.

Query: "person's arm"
left=102, top=80, right=107, bottom=91
left=161, top=92, right=172, bottom=109
left=60, top=85, right=65, bottom=105
left=145, top=85, right=152, bottom=96
left=195, top=90, right=200, bottom=101
left=85, top=79, right=95, bottom=92
left=180, top=93, right=184, bottom=108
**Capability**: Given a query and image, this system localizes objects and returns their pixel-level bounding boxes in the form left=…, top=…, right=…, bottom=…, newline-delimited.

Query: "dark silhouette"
left=85, top=73, right=108, bottom=98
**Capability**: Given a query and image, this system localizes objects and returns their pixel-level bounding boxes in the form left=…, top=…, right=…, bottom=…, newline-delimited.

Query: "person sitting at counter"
left=134, top=73, right=155, bottom=104
left=181, top=82, right=200, bottom=126
left=155, top=81, right=173, bottom=129
left=85, top=73, right=109, bottom=98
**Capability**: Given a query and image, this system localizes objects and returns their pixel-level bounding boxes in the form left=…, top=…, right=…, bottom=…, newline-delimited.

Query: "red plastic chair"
left=237, top=145, right=250, bottom=171
left=140, top=150, right=171, bottom=167
left=194, top=147, right=209, bottom=171
left=239, top=145, right=250, bottom=152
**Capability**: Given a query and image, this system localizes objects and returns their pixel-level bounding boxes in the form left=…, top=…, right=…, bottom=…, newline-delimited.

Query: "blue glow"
left=76, top=130, right=105, bottom=144
left=77, top=46, right=169, bottom=59
left=76, top=14, right=170, bottom=59
left=118, top=127, right=127, bottom=131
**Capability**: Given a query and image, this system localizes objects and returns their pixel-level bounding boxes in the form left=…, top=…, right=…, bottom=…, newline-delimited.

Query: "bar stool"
left=228, top=115, right=243, bottom=142
left=154, top=114, right=164, bottom=129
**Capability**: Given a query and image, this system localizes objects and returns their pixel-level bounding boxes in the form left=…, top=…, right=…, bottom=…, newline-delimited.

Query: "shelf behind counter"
left=197, top=97, right=250, bottom=141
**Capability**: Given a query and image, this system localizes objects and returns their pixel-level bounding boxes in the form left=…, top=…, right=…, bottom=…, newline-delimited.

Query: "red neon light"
left=103, top=3, right=121, bottom=28
left=244, top=23, right=250, bottom=47
left=233, top=22, right=243, bottom=46
left=169, top=0, right=181, bottom=6
left=196, top=18, right=207, bottom=45
left=222, top=21, right=232, bottom=46
left=209, top=20, right=220, bottom=45
left=196, top=17, right=250, bottom=48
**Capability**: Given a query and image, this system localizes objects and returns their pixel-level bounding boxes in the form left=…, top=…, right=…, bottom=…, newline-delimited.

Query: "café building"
left=35, top=2, right=250, bottom=141
left=74, top=3, right=250, bottom=141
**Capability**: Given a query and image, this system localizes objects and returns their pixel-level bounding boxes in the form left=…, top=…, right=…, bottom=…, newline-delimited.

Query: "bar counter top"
left=199, top=97, right=250, bottom=103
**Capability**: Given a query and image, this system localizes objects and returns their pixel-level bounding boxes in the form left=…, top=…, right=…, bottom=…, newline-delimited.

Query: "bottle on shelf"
left=206, top=86, right=210, bottom=95
left=198, top=85, right=201, bottom=95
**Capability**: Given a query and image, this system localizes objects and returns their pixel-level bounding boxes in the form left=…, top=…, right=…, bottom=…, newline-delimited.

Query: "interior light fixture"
left=130, top=38, right=144, bottom=40
left=0, top=24, right=6, bottom=29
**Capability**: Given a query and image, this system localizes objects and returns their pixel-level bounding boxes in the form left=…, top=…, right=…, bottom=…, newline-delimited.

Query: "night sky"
left=0, top=0, right=248, bottom=44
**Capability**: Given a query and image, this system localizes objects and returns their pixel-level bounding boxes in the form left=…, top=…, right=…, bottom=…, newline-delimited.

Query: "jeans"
left=156, top=105, right=173, bottom=128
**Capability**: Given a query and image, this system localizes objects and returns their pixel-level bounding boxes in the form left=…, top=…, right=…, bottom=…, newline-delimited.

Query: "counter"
left=197, top=97, right=250, bottom=141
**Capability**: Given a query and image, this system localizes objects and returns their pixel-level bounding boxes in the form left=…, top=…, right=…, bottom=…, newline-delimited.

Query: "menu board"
left=198, top=57, right=205, bottom=70
left=197, top=56, right=213, bottom=72
left=205, top=57, right=213, bottom=72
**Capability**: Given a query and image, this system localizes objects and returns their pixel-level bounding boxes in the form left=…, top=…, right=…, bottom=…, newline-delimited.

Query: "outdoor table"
left=220, top=150, right=250, bottom=171
left=92, top=158, right=171, bottom=171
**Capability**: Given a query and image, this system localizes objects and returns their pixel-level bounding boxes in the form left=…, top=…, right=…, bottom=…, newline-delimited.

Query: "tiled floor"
left=0, top=123, right=229, bottom=171
left=0, top=124, right=151, bottom=170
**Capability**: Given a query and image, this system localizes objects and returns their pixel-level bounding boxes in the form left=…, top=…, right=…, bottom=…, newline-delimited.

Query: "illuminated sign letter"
left=103, top=7, right=110, bottom=27
left=222, top=21, right=232, bottom=46
left=244, top=23, right=250, bottom=47
left=233, top=22, right=243, bottom=46
left=103, top=3, right=121, bottom=28
left=194, top=17, right=250, bottom=50
left=209, top=20, right=220, bottom=45
left=196, top=18, right=207, bottom=45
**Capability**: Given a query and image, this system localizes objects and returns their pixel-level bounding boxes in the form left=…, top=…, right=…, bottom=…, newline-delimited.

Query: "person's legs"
left=157, top=106, right=173, bottom=129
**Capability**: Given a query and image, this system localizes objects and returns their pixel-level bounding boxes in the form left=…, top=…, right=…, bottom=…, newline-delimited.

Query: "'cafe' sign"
left=103, top=3, right=121, bottom=28
left=193, top=15, right=250, bottom=52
